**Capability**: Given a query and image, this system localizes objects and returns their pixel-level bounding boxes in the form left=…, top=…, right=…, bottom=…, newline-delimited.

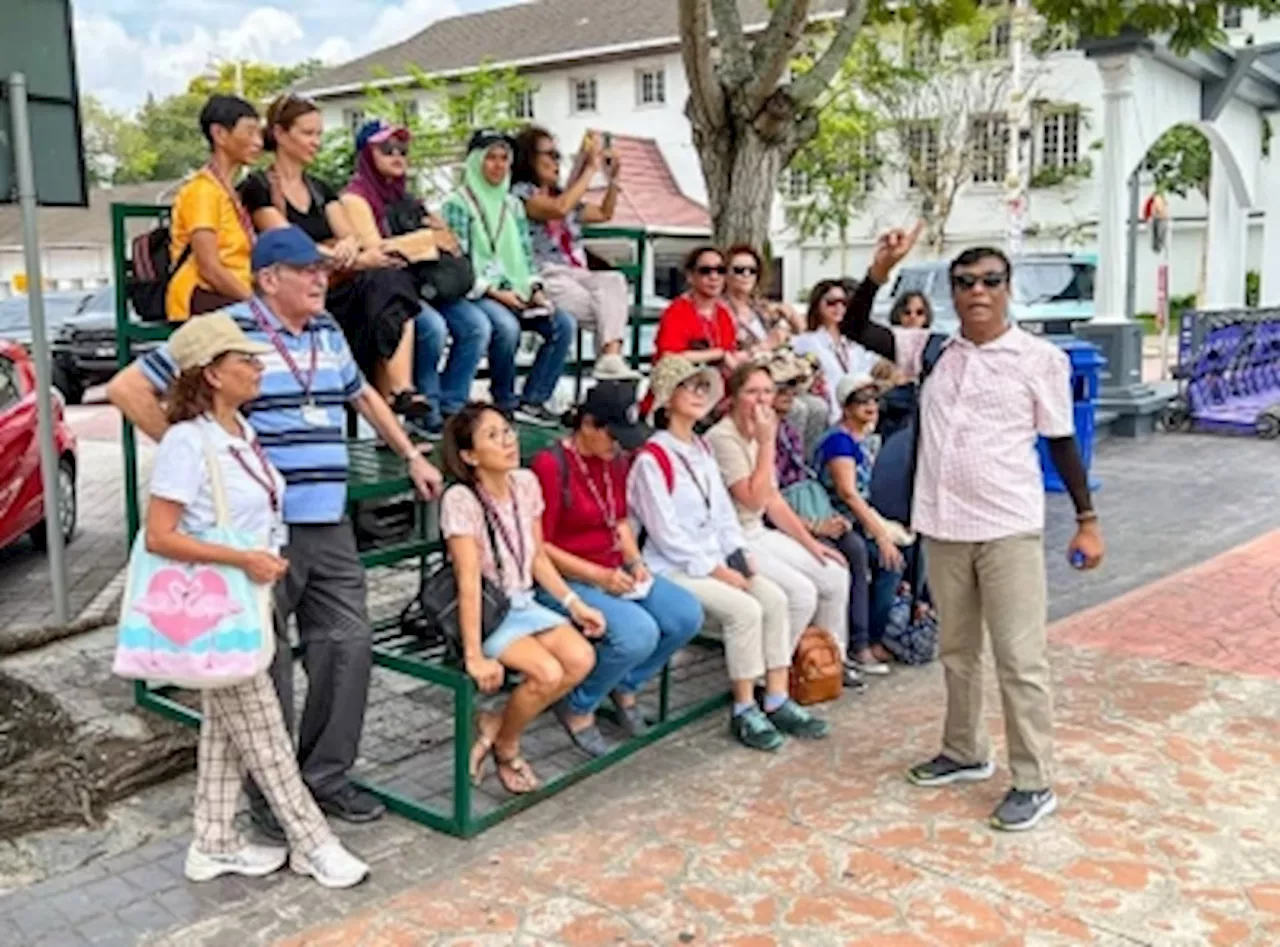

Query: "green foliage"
left=1030, top=156, right=1093, bottom=189
left=1247, top=270, right=1261, bottom=308
left=1144, top=123, right=1211, bottom=199
left=1032, top=1, right=1280, bottom=54
left=311, top=61, right=534, bottom=202
left=82, top=60, right=323, bottom=186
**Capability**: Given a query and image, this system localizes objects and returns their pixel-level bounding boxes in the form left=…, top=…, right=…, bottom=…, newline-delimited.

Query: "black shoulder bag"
left=384, top=196, right=476, bottom=304
left=408, top=486, right=510, bottom=662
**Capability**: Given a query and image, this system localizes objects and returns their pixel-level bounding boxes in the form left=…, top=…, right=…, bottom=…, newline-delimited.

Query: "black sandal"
left=390, top=390, right=430, bottom=420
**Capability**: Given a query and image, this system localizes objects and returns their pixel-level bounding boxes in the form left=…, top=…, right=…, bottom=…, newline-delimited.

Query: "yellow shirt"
left=165, top=169, right=253, bottom=321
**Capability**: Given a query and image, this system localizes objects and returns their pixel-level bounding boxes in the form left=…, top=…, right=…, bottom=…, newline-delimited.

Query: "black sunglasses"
left=951, top=271, right=1008, bottom=291
left=848, top=390, right=878, bottom=405
left=822, top=295, right=848, bottom=307
left=731, top=265, right=758, bottom=276
left=695, top=265, right=727, bottom=276
left=537, top=148, right=562, bottom=161
left=679, top=378, right=714, bottom=395
left=377, top=141, right=408, bottom=157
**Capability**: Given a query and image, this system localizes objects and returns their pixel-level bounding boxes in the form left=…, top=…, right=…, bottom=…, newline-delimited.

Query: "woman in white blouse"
left=792, top=279, right=881, bottom=422
left=628, top=355, right=830, bottom=752
left=143, top=314, right=367, bottom=890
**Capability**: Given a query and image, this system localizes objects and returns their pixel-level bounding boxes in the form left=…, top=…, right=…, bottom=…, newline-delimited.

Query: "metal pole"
left=1125, top=170, right=1140, bottom=320
left=9, top=72, right=69, bottom=625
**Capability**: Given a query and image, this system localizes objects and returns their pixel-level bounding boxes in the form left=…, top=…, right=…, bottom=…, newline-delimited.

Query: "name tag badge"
left=270, top=521, right=290, bottom=553
left=300, top=402, right=328, bottom=427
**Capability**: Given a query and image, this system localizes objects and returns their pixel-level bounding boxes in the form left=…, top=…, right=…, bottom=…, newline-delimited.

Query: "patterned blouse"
left=775, top=417, right=812, bottom=490
left=510, top=181, right=587, bottom=269
left=813, top=427, right=882, bottom=525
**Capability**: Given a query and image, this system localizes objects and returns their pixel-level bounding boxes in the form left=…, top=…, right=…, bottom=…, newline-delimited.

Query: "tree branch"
left=748, top=0, right=812, bottom=112
left=789, top=0, right=870, bottom=108
left=679, top=0, right=726, bottom=129
left=708, top=0, right=753, bottom=88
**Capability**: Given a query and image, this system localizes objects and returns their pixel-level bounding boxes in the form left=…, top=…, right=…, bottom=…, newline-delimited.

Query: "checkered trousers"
left=193, top=672, right=333, bottom=855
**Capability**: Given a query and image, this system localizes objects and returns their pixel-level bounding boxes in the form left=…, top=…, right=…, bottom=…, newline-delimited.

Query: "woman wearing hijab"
left=442, top=129, right=575, bottom=428
left=340, top=119, right=491, bottom=437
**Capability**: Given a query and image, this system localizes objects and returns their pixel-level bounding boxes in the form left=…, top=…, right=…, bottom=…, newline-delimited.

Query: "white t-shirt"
left=149, top=416, right=287, bottom=550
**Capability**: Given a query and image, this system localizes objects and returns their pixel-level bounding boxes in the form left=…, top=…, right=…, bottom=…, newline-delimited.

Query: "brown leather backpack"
left=789, top=626, right=843, bottom=705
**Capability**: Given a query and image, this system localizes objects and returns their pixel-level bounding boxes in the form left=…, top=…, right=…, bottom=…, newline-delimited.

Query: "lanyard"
left=204, top=164, right=256, bottom=248
left=249, top=298, right=318, bottom=402
left=565, top=442, right=620, bottom=544
left=672, top=449, right=712, bottom=514
left=463, top=185, right=510, bottom=254
left=228, top=439, right=280, bottom=514
left=832, top=336, right=852, bottom=374
left=476, top=480, right=527, bottom=579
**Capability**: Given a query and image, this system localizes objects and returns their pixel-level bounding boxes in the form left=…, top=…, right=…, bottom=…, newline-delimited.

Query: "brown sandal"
left=493, top=748, right=539, bottom=795
left=469, top=713, right=502, bottom=786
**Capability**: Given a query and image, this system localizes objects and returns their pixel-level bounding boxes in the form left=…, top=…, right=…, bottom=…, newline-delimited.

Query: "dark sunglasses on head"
left=537, top=148, right=562, bottom=161
left=377, top=141, right=408, bottom=157
left=822, top=296, right=848, bottom=307
left=696, top=265, right=727, bottom=276
left=731, top=265, right=758, bottom=276
left=951, top=271, right=1008, bottom=291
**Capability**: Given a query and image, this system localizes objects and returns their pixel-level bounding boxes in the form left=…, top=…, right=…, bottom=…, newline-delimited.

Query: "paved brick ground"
left=4, top=432, right=1280, bottom=945
left=0, top=403, right=149, bottom=634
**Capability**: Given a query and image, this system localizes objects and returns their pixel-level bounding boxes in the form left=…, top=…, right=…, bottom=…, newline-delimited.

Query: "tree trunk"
left=691, top=115, right=789, bottom=249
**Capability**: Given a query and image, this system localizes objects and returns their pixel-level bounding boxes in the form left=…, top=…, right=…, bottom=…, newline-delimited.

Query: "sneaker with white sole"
left=593, top=353, right=642, bottom=381
left=291, top=840, right=370, bottom=889
left=906, top=754, right=996, bottom=787
left=184, top=842, right=288, bottom=882
left=990, top=788, right=1058, bottom=832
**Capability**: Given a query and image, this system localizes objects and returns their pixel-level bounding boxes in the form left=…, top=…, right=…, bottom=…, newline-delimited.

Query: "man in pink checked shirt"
left=842, top=227, right=1105, bottom=832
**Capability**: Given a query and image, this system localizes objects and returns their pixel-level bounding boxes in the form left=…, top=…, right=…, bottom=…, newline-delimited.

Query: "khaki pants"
left=540, top=263, right=629, bottom=347
left=925, top=533, right=1053, bottom=791
left=668, top=572, right=791, bottom=682
left=744, top=525, right=849, bottom=654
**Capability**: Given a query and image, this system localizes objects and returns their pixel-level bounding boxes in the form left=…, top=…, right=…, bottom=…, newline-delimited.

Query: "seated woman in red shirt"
left=530, top=382, right=704, bottom=757
left=645, top=246, right=751, bottom=416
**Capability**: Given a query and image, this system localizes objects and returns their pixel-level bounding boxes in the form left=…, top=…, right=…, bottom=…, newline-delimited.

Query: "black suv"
left=50, top=286, right=157, bottom=404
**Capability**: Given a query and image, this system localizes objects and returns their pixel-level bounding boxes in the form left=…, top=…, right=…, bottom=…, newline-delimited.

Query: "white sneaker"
left=593, top=353, right=642, bottom=381
left=854, top=658, right=891, bottom=676
left=184, top=842, right=288, bottom=882
left=291, top=840, right=370, bottom=889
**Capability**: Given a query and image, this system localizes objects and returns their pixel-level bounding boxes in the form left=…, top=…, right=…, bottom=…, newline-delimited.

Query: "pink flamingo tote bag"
left=113, top=431, right=275, bottom=689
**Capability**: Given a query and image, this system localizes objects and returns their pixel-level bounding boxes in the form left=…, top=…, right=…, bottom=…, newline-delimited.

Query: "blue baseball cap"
left=251, top=226, right=326, bottom=271
left=355, top=118, right=410, bottom=153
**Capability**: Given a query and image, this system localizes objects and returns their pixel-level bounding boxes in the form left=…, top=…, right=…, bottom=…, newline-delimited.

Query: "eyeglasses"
left=848, top=390, right=878, bottom=405
left=695, top=265, right=727, bottom=276
left=730, top=266, right=758, bottom=277
left=822, top=296, right=848, bottom=307
left=537, top=148, right=562, bottom=161
left=377, top=142, right=408, bottom=157
left=951, top=271, right=1008, bottom=291
left=678, top=378, right=714, bottom=395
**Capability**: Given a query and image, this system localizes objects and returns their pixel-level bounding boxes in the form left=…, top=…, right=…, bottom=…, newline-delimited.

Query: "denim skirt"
left=483, top=596, right=566, bottom=659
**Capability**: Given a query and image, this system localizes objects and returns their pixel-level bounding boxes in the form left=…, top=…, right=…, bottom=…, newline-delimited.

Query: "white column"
left=1203, top=152, right=1249, bottom=308
left=1260, top=116, right=1280, bottom=305
left=1093, top=54, right=1139, bottom=323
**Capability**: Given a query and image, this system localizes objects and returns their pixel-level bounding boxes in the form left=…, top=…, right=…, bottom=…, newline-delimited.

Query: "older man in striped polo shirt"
left=109, top=226, right=444, bottom=837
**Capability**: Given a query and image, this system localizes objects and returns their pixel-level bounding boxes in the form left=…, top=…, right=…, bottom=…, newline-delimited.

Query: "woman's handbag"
left=417, top=486, right=510, bottom=663
left=384, top=197, right=475, bottom=304
left=113, top=432, right=275, bottom=690
left=780, top=478, right=835, bottom=525
left=789, top=626, right=843, bottom=705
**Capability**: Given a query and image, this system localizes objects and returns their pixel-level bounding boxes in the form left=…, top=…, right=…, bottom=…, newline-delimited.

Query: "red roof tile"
left=584, top=134, right=710, bottom=233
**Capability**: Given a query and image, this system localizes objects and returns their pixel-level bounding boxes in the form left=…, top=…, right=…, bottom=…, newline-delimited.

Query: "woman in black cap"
left=528, top=382, right=704, bottom=756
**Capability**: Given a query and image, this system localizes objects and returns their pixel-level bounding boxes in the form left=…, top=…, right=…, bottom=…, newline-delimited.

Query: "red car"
left=0, top=339, right=77, bottom=552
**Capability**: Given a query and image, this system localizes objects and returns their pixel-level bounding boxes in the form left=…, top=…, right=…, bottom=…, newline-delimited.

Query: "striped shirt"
left=139, top=299, right=366, bottom=525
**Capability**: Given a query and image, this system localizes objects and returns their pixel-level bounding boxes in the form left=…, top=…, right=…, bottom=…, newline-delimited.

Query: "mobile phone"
left=603, top=131, right=615, bottom=172
left=603, top=131, right=613, bottom=150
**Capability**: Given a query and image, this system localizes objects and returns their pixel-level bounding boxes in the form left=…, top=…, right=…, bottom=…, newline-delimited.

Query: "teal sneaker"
left=766, top=699, right=831, bottom=740
left=730, top=706, right=784, bottom=751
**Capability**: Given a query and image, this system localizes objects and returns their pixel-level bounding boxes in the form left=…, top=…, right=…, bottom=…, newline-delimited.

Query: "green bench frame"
left=110, top=203, right=726, bottom=837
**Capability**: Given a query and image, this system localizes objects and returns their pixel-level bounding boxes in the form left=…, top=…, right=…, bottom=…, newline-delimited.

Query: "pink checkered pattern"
left=894, top=325, right=1074, bottom=543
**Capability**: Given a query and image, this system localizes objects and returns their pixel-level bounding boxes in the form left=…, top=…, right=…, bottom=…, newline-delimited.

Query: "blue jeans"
left=826, top=530, right=870, bottom=655
left=471, top=296, right=575, bottom=411
left=865, top=534, right=906, bottom=647
left=413, top=298, right=493, bottom=418
left=536, top=574, right=703, bottom=716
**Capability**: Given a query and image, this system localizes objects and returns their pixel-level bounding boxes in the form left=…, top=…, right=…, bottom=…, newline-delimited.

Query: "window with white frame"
left=570, top=77, right=598, bottom=114
left=1223, top=5, right=1243, bottom=29
left=1038, top=107, right=1081, bottom=170
left=780, top=167, right=811, bottom=200
left=970, top=115, right=1009, bottom=184
left=342, top=108, right=365, bottom=134
left=853, top=136, right=878, bottom=194
left=905, top=121, right=939, bottom=189
left=512, top=88, right=536, bottom=120
left=988, top=18, right=1011, bottom=58
left=636, top=68, right=666, bottom=107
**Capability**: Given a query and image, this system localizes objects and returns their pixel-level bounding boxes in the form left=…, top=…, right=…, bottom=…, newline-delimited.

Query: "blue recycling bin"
left=1037, top=339, right=1105, bottom=493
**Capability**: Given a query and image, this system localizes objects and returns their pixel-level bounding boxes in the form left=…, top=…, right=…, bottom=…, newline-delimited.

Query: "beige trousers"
left=668, top=572, right=792, bottom=682
left=540, top=263, right=629, bottom=346
left=924, top=533, right=1053, bottom=791
left=744, top=525, right=849, bottom=654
